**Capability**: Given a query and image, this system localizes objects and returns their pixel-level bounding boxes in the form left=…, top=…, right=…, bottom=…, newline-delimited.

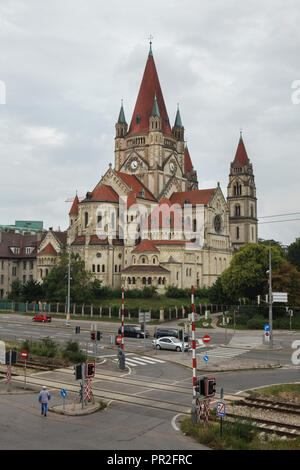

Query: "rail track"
left=239, top=396, right=300, bottom=415
left=220, top=411, right=300, bottom=439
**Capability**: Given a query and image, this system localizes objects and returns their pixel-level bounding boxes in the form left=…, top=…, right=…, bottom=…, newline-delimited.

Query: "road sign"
left=264, top=323, right=271, bottom=332
left=116, top=334, right=122, bottom=345
left=272, top=292, right=288, bottom=303
left=0, top=341, right=6, bottom=365
left=202, top=335, right=211, bottom=343
left=203, top=355, right=209, bottom=362
left=21, top=350, right=27, bottom=360
left=60, top=388, right=67, bottom=398
left=139, top=311, right=151, bottom=323
left=216, top=401, right=226, bottom=417
left=265, top=332, right=270, bottom=337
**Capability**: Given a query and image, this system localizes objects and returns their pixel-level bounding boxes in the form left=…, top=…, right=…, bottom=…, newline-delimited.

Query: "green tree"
left=221, top=243, right=286, bottom=301
left=272, top=262, right=300, bottom=306
left=9, top=279, right=23, bottom=300
left=258, top=238, right=287, bottom=260
left=22, top=280, right=45, bottom=302
left=42, top=252, right=94, bottom=303
left=287, top=238, right=300, bottom=271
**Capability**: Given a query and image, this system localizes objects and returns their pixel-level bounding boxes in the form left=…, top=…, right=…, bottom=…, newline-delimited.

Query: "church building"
left=66, top=44, right=258, bottom=292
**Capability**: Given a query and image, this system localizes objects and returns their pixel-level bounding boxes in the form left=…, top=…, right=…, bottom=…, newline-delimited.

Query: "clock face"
left=131, top=160, right=138, bottom=170
left=214, top=215, right=222, bottom=233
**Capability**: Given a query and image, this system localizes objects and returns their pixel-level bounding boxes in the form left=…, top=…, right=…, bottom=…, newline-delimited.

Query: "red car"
left=32, top=313, right=52, bottom=323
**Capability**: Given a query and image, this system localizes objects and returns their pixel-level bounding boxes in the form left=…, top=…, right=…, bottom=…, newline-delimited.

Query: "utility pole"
left=268, top=242, right=273, bottom=348
left=66, top=246, right=71, bottom=326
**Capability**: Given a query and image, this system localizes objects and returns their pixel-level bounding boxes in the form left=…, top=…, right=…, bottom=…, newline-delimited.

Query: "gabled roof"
left=170, top=188, right=216, bottom=206
left=232, top=136, right=250, bottom=168
left=115, top=171, right=156, bottom=201
left=38, top=243, right=57, bottom=256
left=127, top=50, right=172, bottom=137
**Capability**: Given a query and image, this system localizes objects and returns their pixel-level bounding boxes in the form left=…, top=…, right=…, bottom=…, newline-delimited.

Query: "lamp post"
left=268, top=242, right=273, bottom=348
left=66, top=247, right=71, bottom=326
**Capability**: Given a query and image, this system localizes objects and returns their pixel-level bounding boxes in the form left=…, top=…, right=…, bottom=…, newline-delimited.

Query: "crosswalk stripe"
left=140, top=356, right=166, bottom=363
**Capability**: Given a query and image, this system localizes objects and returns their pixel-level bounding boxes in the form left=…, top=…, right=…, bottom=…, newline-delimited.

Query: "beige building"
left=67, top=45, right=250, bottom=292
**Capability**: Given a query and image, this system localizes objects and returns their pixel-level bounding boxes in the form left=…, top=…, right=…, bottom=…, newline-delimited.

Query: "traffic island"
left=50, top=399, right=107, bottom=416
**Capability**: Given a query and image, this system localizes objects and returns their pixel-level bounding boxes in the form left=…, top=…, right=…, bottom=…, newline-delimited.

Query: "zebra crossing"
left=198, top=346, right=250, bottom=359
left=113, top=355, right=166, bottom=367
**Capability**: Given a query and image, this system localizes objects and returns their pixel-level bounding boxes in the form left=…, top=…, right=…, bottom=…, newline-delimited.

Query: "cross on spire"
left=148, top=34, right=153, bottom=55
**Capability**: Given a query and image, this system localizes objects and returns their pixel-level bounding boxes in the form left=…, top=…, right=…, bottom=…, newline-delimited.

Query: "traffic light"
left=75, top=326, right=80, bottom=334
left=5, top=350, right=17, bottom=365
left=195, top=377, right=206, bottom=395
left=74, top=363, right=82, bottom=380
left=90, top=331, right=96, bottom=342
left=96, top=331, right=102, bottom=341
left=206, top=377, right=216, bottom=397
left=86, top=361, right=95, bottom=378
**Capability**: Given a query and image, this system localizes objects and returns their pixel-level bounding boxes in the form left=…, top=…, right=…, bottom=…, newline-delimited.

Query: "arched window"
left=128, top=277, right=131, bottom=285
left=193, top=219, right=197, bottom=232
left=142, top=257, right=146, bottom=264
left=153, top=257, right=156, bottom=264
left=142, top=277, right=146, bottom=285
left=132, top=277, right=136, bottom=285
left=236, top=227, right=240, bottom=239
left=102, top=264, right=105, bottom=272
left=84, top=211, right=88, bottom=228
left=97, top=265, right=100, bottom=273
left=148, top=277, right=152, bottom=285
left=235, top=205, right=240, bottom=216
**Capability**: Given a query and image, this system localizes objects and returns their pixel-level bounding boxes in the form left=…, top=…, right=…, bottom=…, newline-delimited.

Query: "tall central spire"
left=127, top=48, right=172, bottom=136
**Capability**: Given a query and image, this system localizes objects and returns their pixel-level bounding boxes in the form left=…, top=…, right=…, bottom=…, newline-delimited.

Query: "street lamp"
left=267, top=242, right=273, bottom=348
left=66, top=246, right=71, bottom=326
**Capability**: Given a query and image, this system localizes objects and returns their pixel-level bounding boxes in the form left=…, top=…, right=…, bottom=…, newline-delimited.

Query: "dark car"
left=117, top=325, right=150, bottom=339
left=154, top=328, right=189, bottom=342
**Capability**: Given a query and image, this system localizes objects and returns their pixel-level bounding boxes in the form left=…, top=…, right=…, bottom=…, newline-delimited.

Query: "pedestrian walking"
left=38, top=386, right=51, bottom=417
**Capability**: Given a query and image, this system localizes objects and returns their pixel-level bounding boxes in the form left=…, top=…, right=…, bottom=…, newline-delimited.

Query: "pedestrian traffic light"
left=90, top=331, right=96, bottom=342
left=96, top=331, right=102, bottom=341
left=5, top=350, right=17, bottom=365
left=86, top=361, right=95, bottom=378
left=206, top=377, right=216, bottom=397
left=74, top=363, right=82, bottom=380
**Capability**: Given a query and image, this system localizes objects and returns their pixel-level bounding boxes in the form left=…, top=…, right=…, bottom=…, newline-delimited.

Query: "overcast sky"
left=1, top=0, right=299, bottom=245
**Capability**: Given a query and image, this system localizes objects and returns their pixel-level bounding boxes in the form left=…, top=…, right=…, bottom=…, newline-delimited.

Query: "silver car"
left=152, top=336, right=189, bottom=352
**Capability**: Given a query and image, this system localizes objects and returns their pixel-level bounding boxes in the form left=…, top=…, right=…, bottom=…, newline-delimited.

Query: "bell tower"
left=227, top=132, right=258, bottom=250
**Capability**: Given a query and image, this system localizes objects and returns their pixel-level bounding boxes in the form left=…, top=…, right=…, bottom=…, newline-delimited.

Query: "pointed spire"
left=184, top=145, right=193, bottom=173
left=69, top=194, right=79, bottom=215
left=174, top=103, right=183, bottom=128
left=117, top=99, right=127, bottom=124
left=232, top=131, right=250, bottom=167
left=148, top=34, right=153, bottom=57
left=151, top=93, right=161, bottom=118
left=128, top=47, right=172, bottom=136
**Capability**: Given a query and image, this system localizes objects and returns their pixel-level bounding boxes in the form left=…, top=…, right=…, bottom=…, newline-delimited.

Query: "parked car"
left=32, top=313, right=52, bottom=323
left=154, top=328, right=189, bottom=342
left=152, top=336, right=189, bottom=352
left=117, top=325, right=150, bottom=339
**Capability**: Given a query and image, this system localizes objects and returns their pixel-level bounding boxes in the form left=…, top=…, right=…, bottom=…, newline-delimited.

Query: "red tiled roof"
left=232, top=137, right=250, bottom=167
left=69, top=195, right=79, bottom=215
left=115, top=171, right=156, bottom=201
left=38, top=243, right=57, bottom=255
left=71, top=235, right=85, bottom=245
left=122, top=265, right=169, bottom=273
left=85, top=184, right=119, bottom=203
left=152, top=240, right=186, bottom=245
left=127, top=52, right=172, bottom=137
left=170, top=188, right=216, bottom=206
left=132, top=239, right=159, bottom=253
left=184, top=146, right=193, bottom=173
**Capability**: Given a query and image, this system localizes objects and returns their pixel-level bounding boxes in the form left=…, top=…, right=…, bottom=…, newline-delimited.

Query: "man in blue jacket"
left=38, top=386, right=51, bottom=417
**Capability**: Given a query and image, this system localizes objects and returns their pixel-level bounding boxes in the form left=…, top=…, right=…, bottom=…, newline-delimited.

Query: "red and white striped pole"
left=191, top=285, right=197, bottom=397
left=121, top=285, right=125, bottom=351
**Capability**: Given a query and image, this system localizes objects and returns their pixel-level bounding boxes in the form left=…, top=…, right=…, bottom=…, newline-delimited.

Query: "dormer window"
left=10, top=247, right=20, bottom=254
left=136, top=114, right=141, bottom=124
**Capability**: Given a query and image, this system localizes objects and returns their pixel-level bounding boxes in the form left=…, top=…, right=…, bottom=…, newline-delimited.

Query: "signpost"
left=139, top=311, right=151, bottom=351
left=61, top=388, right=67, bottom=411
left=202, top=335, right=210, bottom=344
left=216, top=401, right=226, bottom=438
left=272, top=292, right=288, bottom=303
left=21, top=350, right=27, bottom=389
